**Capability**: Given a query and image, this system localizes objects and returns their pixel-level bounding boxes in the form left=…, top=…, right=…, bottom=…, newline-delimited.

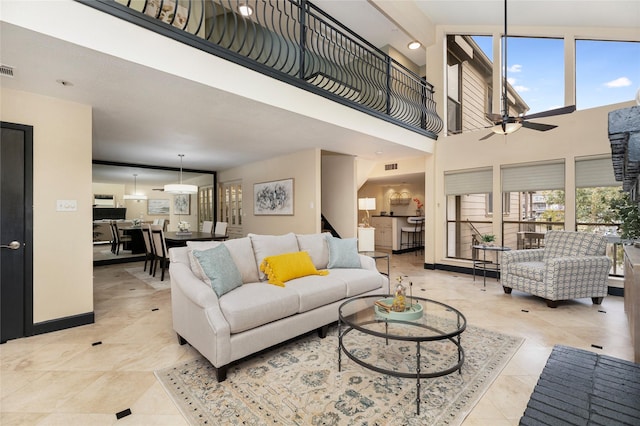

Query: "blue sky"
left=472, top=36, right=639, bottom=114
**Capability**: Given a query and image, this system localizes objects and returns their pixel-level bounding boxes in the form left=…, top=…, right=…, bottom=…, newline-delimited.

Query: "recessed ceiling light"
left=56, top=79, right=73, bottom=87
left=407, top=41, right=422, bottom=50
left=238, top=4, right=253, bottom=16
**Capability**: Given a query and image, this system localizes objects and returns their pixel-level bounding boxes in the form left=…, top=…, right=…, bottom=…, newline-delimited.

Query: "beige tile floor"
left=0, top=253, right=634, bottom=425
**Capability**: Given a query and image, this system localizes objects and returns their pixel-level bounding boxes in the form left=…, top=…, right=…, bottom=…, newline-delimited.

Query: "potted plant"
left=481, top=234, right=496, bottom=246
left=609, top=191, right=640, bottom=245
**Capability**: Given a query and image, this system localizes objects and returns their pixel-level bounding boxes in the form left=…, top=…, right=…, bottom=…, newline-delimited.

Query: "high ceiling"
left=1, top=0, right=637, bottom=183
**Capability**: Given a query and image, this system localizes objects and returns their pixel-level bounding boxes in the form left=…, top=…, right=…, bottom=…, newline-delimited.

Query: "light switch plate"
left=56, top=200, right=78, bottom=212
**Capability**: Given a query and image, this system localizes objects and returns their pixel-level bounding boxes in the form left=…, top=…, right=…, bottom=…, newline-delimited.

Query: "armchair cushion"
left=509, top=261, right=544, bottom=282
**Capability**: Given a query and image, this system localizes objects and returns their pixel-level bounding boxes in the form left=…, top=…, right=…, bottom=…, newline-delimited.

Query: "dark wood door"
left=1, top=122, right=33, bottom=343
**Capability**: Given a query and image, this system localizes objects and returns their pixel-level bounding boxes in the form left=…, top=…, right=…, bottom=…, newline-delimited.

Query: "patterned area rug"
left=124, top=266, right=170, bottom=290
left=155, top=324, right=523, bottom=425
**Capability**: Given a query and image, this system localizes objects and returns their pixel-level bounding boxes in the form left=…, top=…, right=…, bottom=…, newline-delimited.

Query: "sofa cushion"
left=285, top=275, right=347, bottom=313
left=188, top=238, right=259, bottom=284
left=192, top=245, right=243, bottom=297
left=260, top=251, right=329, bottom=287
left=325, top=268, right=386, bottom=297
left=296, top=233, right=330, bottom=269
left=219, top=283, right=300, bottom=333
left=249, top=233, right=300, bottom=280
left=507, top=261, right=545, bottom=282
left=326, top=235, right=361, bottom=269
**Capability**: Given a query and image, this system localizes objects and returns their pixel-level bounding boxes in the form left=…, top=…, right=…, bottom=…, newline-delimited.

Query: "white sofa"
left=169, top=232, right=389, bottom=381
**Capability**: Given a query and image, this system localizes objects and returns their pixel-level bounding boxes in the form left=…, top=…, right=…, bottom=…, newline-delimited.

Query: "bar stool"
left=401, top=217, right=424, bottom=254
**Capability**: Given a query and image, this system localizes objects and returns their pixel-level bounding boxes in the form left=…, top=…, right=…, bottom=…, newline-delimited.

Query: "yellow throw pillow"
left=259, top=251, right=328, bottom=287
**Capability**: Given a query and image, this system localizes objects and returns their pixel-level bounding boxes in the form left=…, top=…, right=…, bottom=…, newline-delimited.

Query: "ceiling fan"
left=479, top=0, right=575, bottom=140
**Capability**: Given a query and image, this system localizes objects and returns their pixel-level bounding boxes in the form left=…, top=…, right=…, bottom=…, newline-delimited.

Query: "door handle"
left=1, top=241, right=21, bottom=250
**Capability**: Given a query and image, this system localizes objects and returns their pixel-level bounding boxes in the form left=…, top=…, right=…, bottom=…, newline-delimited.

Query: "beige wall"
left=426, top=100, right=636, bottom=269
left=1, top=88, right=93, bottom=323
left=218, top=149, right=321, bottom=236
left=322, top=153, right=358, bottom=238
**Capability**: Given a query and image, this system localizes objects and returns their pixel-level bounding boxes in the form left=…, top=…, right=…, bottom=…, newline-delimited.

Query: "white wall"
left=219, top=149, right=321, bottom=236
left=1, top=88, right=93, bottom=324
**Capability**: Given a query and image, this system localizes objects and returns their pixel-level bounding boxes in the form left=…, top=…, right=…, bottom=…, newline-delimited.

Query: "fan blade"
left=479, top=132, right=496, bottom=141
left=522, top=121, right=558, bottom=131
left=522, top=105, right=576, bottom=120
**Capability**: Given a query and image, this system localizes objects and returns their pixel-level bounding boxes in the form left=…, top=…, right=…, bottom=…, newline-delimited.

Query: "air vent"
left=0, top=64, right=14, bottom=78
left=385, top=163, right=398, bottom=171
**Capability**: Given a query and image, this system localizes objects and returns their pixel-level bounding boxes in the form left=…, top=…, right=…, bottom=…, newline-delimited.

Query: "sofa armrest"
left=358, top=254, right=377, bottom=271
left=170, top=262, right=232, bottom=366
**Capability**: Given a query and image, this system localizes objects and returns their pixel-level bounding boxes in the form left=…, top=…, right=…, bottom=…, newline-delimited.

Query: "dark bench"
left=520, top=345, right=640, bottom=425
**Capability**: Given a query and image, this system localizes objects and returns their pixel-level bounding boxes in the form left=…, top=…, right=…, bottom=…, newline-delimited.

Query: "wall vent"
left=0, top=65, right=15, bottom=78
left=385, top=163, right=398, bottom=171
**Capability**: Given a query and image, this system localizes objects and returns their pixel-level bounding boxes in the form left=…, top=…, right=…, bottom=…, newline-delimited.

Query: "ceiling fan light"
left=163, top=183, right=198, bottom=194
left=491, top=122, right=522, bottom=135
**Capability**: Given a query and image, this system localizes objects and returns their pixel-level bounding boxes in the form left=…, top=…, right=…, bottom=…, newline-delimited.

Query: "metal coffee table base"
left=338, top=320, right=465, bottom=415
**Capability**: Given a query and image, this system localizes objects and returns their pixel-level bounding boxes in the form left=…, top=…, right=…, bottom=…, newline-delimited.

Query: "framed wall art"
left=254, top=178, right=294, bottom=215
left=148, top=199, right=170, bottom=215
left=174, top=194, right=190, bottom=215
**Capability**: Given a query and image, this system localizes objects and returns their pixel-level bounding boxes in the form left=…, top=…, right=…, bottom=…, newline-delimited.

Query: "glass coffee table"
left=338, top=294, right=466, bottom=415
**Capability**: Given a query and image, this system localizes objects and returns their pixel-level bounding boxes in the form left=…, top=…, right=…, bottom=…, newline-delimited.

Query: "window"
left=504, top=37, right=564, bottom=115
left=486, top=192, right=512, bottom=215
left=447, top=61, right=462, bottom=134
left=575, top=156, right=623, bottom=275
left=444, top=168, right=492, bottom=259
left=576, top=39, right=640, bottom=110
left=501, top=162, right=566, bottom=249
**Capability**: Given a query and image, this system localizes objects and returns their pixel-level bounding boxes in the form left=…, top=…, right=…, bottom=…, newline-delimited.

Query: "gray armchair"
left=501, top=231, right=611, bottom=308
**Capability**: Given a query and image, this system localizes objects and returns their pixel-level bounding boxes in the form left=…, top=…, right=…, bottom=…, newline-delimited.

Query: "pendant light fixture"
left=123, top=173, right=148, bottom=201
left=164, top=154, right=198, bottom=194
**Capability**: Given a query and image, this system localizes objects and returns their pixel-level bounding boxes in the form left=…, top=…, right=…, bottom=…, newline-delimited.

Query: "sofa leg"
left=503, top=286, right=512, bottom=294
left=215, top=365, right=228, bottom=382
left=317, top=325, right=329, bottom=339
left=592, top=297, right=604, bottom=305
left=177, top=334, right=187, bottom=345
left=545, top=299, right=558, bottom=308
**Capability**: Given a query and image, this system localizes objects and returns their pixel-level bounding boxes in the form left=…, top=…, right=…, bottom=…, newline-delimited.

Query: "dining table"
left=164, top=231, right=228, bottom=247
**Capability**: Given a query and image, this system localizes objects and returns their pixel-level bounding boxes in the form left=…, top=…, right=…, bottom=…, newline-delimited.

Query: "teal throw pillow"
left=326, top=235, right=361, bottom=269
left=192, top=245, right=243, bottom=297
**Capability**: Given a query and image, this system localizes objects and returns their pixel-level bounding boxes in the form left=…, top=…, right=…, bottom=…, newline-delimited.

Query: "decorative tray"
left=374, top=297, right=423, bottom=321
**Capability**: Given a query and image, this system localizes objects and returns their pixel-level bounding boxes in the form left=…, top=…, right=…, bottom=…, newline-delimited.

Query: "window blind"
left=444, top=168, right=492, bottom=195
left=575, top=157, right=619, bottom=188
left=502, top=162, right=565, bottom=192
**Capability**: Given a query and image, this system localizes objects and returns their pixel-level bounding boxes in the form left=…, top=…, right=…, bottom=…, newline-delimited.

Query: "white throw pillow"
left=296, top=233, right=330, bottom=270
left=249, top=233, right=300, bottom=280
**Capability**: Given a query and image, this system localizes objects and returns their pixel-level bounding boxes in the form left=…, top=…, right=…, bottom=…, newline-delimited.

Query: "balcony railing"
left=78, top=0, right=443, bottom=138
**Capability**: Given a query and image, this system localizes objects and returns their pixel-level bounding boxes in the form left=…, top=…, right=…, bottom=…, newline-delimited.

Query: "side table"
left=359, top=251, right=390, bottom=276
left=472, top=245, right=511, bottom=288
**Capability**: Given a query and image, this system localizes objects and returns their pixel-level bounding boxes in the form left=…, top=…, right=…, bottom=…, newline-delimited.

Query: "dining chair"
left=202, top=220, right=214, bottom=234
left=141, top=225, right=155, bottom=274
left=150, top=224, right=169, bottom=281
left=110, top=221, right=132, bottom=255
left=214, top=221, right=228, bottom=237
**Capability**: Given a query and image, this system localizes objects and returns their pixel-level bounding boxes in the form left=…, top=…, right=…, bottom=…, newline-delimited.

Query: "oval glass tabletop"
left=338, top=294, right=466, bottom=341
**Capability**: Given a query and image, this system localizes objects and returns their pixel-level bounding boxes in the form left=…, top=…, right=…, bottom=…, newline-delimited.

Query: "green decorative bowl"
left=374, top=297, right=423, bottom=321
